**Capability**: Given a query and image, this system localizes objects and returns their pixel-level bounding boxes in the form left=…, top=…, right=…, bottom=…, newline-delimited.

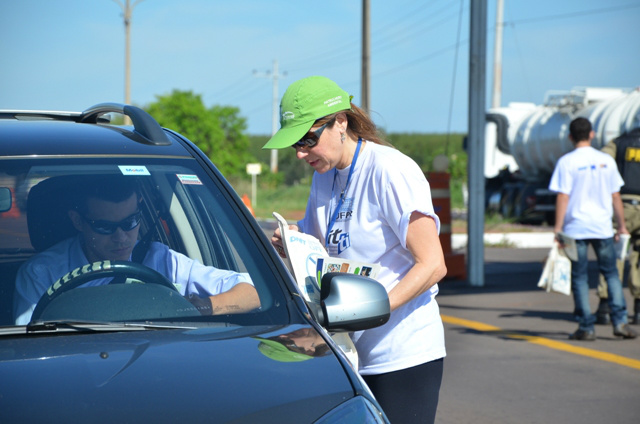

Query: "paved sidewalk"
left=452, top=231, right=555, bottom=249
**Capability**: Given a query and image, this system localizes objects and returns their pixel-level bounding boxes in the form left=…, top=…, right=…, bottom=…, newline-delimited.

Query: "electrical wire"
left=503, top=2, right=640, bottom=26
left=445, top=0, right=465, bottom=154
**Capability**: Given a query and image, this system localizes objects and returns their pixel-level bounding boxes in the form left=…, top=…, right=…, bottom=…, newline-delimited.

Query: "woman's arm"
left=387, top=211, right=447, bottom=311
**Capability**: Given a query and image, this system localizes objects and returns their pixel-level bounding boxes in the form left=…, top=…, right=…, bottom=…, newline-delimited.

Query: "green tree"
left=145, top=90, right=253, bottom=176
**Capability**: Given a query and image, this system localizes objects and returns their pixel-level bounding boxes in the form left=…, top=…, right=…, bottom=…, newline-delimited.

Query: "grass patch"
left=230, top=180, right=310, bottom=221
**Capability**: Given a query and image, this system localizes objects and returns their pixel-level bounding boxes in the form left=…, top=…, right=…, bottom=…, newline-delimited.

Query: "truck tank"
left=484, top=86, right=640, bottom=223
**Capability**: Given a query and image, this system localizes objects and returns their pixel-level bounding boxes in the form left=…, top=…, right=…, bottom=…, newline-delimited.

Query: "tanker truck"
left=483, top=86, right=640, bottom=225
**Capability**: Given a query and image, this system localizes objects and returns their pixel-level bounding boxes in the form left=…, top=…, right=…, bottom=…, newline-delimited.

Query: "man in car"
left=14, top=175, right=259, bottom=325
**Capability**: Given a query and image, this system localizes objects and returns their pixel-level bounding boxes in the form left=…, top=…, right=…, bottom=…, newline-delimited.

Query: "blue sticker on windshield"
left=118, top=166, right=150, bottom=176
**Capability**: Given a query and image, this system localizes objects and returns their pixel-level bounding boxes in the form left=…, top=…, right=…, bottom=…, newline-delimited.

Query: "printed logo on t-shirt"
left=336, top=198, right=354, bottom=222
left=327, top=198, right=354, bottom=255
left=327, top=229, right=350, bottom=255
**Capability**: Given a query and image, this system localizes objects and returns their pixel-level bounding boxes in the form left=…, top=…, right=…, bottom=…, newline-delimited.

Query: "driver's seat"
left=27, top=176, right=79, bottom=252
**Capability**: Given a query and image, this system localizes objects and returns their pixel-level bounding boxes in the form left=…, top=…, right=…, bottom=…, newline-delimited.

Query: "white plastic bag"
left=538, top=244, right=572, bottom=296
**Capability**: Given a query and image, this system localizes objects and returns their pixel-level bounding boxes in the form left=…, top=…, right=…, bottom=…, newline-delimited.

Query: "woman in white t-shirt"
left=264, top=76, right=447, bottom=424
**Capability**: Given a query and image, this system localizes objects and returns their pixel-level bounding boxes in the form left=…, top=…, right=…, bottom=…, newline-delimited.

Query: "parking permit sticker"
left=118, top=165, right=150, bottom=176
left=177, top=174, right=202, bottom=185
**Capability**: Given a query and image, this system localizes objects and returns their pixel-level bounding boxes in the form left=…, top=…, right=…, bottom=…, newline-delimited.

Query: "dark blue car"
left=0, top=104, right=390, bottom=423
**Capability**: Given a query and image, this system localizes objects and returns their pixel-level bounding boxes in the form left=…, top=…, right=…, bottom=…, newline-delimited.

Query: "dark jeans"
left=363, top=358, right=443, bottom=424
left=572, top=238, right=628, bottom=331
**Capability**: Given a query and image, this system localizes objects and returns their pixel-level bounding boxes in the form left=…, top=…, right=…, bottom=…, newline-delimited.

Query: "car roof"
left=0, top=103, right=193, bottom=158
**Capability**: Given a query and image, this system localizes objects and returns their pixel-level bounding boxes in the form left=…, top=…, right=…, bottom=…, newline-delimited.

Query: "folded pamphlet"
left=273, top=212, right=380, bottom=302
left=614, top=233, right=631, bottom=260
left=273, top=212, right=382, bottom=369
left=557, top=232, right=578, bottom=261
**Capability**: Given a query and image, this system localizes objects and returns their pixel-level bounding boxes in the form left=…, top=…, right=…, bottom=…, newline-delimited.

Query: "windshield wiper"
left=21, top=320, right=197, bottom=334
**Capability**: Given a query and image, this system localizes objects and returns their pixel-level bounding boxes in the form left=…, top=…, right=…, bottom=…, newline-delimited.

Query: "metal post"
left=270, top=60, right=280, bottom=173
left=467, top=0, right=487, bottom=286
left=113, top=0, right=145, bottom=125
left=491, top=0, right=504, bottom=109
left=254, top=60, right=286, bottom=173
left=252, top=173, right=257, bottom=209
left=361, top=0, right=370, bottom=114
left=124, top=2, right=131, bottom=109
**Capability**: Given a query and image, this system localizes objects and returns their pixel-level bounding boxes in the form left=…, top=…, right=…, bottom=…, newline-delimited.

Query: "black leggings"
left=362, top=358, right=444, bottom=424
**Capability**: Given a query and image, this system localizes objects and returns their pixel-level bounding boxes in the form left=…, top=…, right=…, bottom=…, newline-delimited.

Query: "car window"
left=0, top=157, right=288, bottom=327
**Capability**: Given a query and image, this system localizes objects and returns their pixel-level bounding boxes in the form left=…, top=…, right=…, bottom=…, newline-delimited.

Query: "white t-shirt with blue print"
left=298, top=142, right=446, bottom=375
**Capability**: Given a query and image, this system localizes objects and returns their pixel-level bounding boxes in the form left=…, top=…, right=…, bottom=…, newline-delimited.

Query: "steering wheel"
left=31, top=260, right=178, bottom=321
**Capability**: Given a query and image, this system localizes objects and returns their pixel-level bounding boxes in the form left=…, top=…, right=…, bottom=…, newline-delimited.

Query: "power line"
left=372, top=40, right=467, bottom=80
left=446, top=0, right=466, bottom=151
left=503, top=2, right=640, bottom=26
left=501, top=2, right=533, bottom=102
left=210, top=74, right=258, bottom=99
left=373, top=9, right=459, bottom=54
left=216, top=1, right=638, bottom=125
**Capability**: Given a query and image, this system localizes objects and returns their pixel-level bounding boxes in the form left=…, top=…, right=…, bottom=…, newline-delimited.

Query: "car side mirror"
left=317, top=272, right=390, bottom=332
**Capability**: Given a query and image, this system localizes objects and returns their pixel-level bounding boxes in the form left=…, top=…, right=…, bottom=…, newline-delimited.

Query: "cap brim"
left=262, top=121, right=314, bottom=150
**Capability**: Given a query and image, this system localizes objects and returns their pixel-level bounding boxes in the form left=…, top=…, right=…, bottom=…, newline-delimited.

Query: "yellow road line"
left=441, top=314, right=640, bottom=371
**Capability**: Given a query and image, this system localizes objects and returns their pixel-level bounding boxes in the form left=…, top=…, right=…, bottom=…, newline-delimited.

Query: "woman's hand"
left=271, top=224, right=299, bottom=258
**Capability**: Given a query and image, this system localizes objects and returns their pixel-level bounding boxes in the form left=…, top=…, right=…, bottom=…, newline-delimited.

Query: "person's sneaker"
left=569, top=329, right=596, bottom=341
left=595, top=298, right=611, bottom=325
left=613, top=323, right=637, bottom=339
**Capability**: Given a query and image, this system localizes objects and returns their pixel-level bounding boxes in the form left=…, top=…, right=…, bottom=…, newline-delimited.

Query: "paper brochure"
left=557, top=232, right=578, bottom=261
left=273, top=212, right=382, bottom=369
left=273, top=212, right=380, bottom=302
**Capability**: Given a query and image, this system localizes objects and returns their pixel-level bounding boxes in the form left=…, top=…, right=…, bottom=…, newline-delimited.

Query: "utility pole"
left=491, top=0, right=504, bottom=109
left=361, top=0, right=370, bottom=114
left=467, top=0, right=487, bottom=287
left=254, top=60, right=286, bottom=173
left=113, top=0, right=145, bottom=124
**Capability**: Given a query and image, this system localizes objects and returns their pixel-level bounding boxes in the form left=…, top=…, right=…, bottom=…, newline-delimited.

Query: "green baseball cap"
left=262, top=76, right=352, bottom=149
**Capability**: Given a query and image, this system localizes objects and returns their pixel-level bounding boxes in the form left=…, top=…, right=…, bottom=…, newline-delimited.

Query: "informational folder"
left=273, top=212, right=380, bottom=302
left=614, top=233, right=631, bottom=260
left=273, top=212, right=381, bottom=369
left=557, top=231, right=578, bottom=261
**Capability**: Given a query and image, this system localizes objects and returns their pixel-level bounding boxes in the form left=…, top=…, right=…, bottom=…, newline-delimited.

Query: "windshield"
left=0, top=157, right=288, bottom=328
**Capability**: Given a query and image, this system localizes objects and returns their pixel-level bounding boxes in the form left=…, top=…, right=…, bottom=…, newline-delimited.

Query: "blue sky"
left=1, top=0, right=638, bottom=135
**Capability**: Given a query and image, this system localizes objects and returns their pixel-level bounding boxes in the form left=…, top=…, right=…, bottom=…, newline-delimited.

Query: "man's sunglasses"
left=292, top=118, right=335, bottom=149
left=83, top=210, right=142, bottom=235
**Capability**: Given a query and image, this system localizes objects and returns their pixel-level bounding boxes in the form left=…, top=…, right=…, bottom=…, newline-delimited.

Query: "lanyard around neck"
left=326, top=137, right=362, bottom=247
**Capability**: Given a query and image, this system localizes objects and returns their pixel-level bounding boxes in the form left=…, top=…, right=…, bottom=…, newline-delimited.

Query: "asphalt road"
left=436, top=247, right=639, bottom=424
left=258, top=220, right=639, bottom=423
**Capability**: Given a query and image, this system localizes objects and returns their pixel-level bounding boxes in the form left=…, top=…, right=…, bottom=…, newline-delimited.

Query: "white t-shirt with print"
left=298, top=141, right=446, bottom=375
left=549, top=146, right=624, bottom=239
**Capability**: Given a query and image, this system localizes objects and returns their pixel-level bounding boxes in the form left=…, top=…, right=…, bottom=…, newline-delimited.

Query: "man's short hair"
left=71, top=175, right=139, bottom=215
left=569, top=117, right=592, bottom=143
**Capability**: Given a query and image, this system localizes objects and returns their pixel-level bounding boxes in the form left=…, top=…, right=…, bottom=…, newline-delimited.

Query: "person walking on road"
left=595, top=127, right=640, bottom=325
left=549, top=117, right=636, bottom=341
left=264, top=76, right=448, bottom=423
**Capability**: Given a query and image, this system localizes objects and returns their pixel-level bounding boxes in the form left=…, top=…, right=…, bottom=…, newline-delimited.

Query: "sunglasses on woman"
left=83, top=210, right=142, bottom=235
left=291, top=117, right=336, bottom=149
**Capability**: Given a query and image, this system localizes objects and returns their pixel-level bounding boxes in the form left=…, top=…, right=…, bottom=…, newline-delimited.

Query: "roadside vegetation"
left=236, top=132, right=468, bottom=222
left=142, top=89, right=468, bottom=222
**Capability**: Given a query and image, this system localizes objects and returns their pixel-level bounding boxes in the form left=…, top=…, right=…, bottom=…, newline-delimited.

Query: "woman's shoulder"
left=365, top=142, right=422, bottom=176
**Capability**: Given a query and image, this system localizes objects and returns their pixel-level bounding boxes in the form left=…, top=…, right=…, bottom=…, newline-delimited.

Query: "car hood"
left=0, top=324, right=356, bottom=423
